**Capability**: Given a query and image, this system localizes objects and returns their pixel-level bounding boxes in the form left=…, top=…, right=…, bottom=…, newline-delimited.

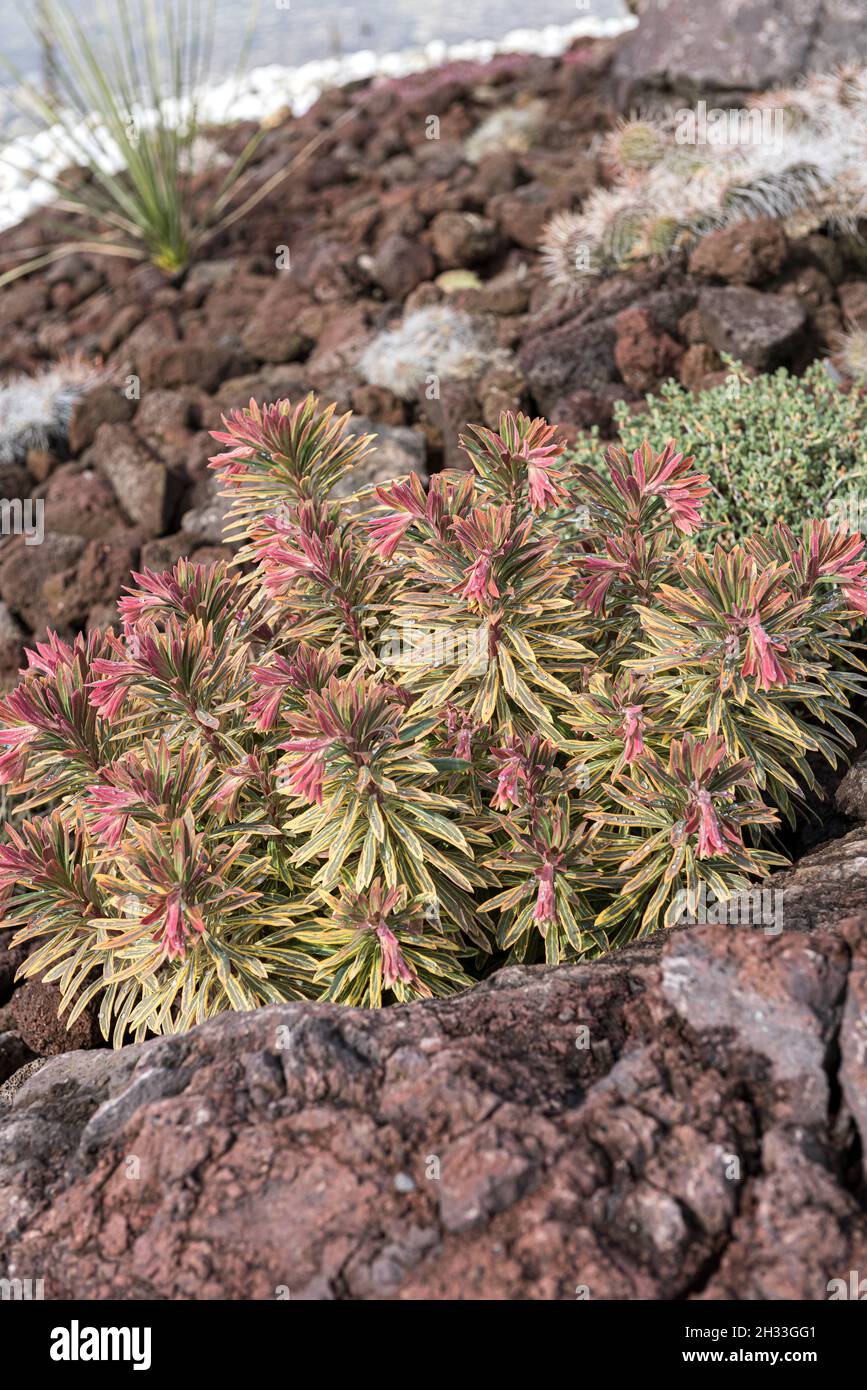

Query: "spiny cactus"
left=464, top=100, right=547, bottom=163
left=836, top=325, right=867, bottom=381
left=358, top=305, right=509, bottom=399
left=600, top=115, right=668, bottom=181
left=0, top=359, right=97, bottom=464
left=543, top=67, right=867, bottom=294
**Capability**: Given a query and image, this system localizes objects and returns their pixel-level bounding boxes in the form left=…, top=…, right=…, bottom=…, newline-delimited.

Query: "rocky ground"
left=1, top=909, right=866, bottom=1299
left=0, top=30, right=865, bottom=688
left=613, top=0, right=867, bottom=97
left=2, top=3, right=867, bottom=1298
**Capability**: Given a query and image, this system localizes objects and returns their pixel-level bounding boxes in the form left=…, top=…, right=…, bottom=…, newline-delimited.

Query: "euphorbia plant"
left=1, top=395, right=865, bottom=1043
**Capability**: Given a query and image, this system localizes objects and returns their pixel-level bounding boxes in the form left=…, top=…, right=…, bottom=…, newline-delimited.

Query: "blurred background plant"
left=542, top=67, right=867, bottom=294
left=564, top=358, right=867, bottom=544
left=0, top=355, right=98, bottom=462
left=0, top=0, right=281, bottom=284
left=836, top=324, right=867, bottom=382
left=358, top=306, right=511, bottom=401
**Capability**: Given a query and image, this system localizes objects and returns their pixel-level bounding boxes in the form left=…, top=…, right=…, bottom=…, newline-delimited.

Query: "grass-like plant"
left=0, top=394, right=865, bottom=1041
left=0, top=0, right=344, bottom=284
left=565, top=359, right=867, bottom=544
left=2, top=0, right=241, bottom=278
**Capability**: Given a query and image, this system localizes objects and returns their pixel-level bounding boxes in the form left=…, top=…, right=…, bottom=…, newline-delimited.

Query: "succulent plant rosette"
left=1, top=394, right=866, bottom=1042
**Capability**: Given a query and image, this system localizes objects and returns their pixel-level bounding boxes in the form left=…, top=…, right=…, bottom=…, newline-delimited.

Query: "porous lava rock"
left=1, top=915, right=865, bottom=1300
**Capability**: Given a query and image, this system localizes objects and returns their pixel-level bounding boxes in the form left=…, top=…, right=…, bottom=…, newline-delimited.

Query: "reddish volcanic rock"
left=240, top=283, right=323, bottom=364
left=117, top=308, right=180, bottom=364
left=614, top=305, right=684, bottom=393
left=138, top=342, right=243, bottom=393
left=0, top=937, right=27, bottom=1004
left=348, top=384, right=407, bottom=426
left=0, top=1032, right=33, bottom=1085
left=86, top=424, right=182, bottom=537
left=0, top=602, right=25, bottom=685
left=776, top=263, right=834, bottom=312
left=0, top=532, right=86, bottom=633
left=131, top=389, right=203, bottom=471
left=1, top=915, right=866, bottom=1300
left=43, top=465, right=131, bottom=541
left=519, top=311, right=620, bottom=414
left=478, top=363, right=529, bottom=428
left=688, top=217, right=789, bottom=287
left=429, top=211, right=500, bottom=269
left=487, top=184, right=561, bottom=252
left=676, top=342, right=722, bottom=391
left=549, top=383, right=635, bottom=435
left=838, top=280, right=867, bottom=326
left=612, top=0, right=855, bottom=96
left=67, top=386, right=136, bottom=456
left=421, top=378, right=482, bottom=470
left=811, top=301, right=843, bottom=348
left=8, top=979, right=101, bottom=1058
left=368, top=235, right=435, bottom=301
left=0, top=282, right=47, bottom=327
left=697, top=287, right=806, bottom=370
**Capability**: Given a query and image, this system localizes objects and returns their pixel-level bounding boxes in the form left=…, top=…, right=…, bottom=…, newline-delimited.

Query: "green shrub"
left=566, top=360, right=867, bottom=543
left=1, top=396, right=865, bottom=1042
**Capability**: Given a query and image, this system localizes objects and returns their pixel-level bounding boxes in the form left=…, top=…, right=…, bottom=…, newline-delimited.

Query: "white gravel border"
left=0, top=14, right=635, bottom=235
